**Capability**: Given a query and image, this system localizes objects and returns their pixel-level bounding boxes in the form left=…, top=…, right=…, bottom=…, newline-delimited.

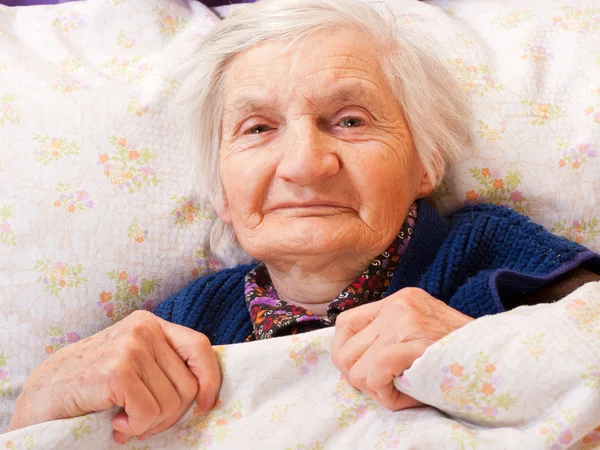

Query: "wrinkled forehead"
left=221, top=28, right=394, bottom=118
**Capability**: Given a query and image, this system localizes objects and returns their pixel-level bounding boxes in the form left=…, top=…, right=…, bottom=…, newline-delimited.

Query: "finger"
left=331, top=317, right=381, bottom=375
left=137, top=357, right=183, bottom=430
left=367, top=340, right=425, bottom=410
left=331, top=302, right=384, bottom=364
left=111, top=374, right=159, bottom=436
left=113, top=359, right=179, bottom=439
left=159, top=319, right=221, bottom=411
left=138, top=339, right=199, bottom=438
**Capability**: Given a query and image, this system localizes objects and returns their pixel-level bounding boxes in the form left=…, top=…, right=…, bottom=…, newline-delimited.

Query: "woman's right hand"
left=8, top=310, right=221, bottom=444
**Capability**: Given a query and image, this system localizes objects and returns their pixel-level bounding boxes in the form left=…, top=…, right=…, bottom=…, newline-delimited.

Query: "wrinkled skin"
left=331, top=288, right=473, bottom=410
left=9, top=311, right=221, bottom=444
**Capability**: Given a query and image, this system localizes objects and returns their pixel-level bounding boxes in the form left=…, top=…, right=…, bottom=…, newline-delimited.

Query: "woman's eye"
left=338, top=117, right=364, bottom=128
left=246, top=124, right=272, bottom=134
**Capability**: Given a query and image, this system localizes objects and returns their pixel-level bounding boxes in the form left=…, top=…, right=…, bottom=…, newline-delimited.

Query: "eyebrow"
left=222, top=84, right=386, bottom=124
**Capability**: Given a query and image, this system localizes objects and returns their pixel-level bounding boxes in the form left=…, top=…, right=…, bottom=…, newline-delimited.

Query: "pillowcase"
left=0, top=0, right=221, bottom=430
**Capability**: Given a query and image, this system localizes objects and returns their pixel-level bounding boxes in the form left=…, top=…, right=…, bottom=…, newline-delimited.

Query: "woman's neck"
left=264, top=258, right=370, bottom=317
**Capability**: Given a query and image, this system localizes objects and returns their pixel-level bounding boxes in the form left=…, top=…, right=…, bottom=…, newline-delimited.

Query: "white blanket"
left=2, top=282, right=600, bottom=449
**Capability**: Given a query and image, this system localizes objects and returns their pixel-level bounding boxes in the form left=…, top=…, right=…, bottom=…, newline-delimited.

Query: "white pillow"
left=0, top=0, right=221, bottom=430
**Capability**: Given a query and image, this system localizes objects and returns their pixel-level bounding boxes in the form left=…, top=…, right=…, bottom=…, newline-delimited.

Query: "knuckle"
left=164, top=396, right=182, bottom=417
left=335, top=310, right=361, bottom=330
left=128, top=309, right=154, bottom=321
left=182, top=375, right=200, bottom=402
left=190, top=332, right=211, bottom=350
left=121, top=335, right=147, bottom=361
left=147, top=402, right=161, bottom=423
left=347, top=368, right=364, bottom=390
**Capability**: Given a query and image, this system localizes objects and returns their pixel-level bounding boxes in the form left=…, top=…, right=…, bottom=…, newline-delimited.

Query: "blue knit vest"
left=154, top=201, right=600, bottom=345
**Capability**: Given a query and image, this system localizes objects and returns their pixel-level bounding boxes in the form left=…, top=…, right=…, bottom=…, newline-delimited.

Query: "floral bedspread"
left=1, top=282, right=600, bottom=449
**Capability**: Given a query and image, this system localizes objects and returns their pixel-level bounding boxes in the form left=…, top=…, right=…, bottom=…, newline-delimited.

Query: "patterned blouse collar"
left=244, top=203, right=418, bottom=341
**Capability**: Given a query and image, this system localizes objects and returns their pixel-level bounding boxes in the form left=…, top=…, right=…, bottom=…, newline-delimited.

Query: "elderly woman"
left=9, top=0, right=600, bottom=444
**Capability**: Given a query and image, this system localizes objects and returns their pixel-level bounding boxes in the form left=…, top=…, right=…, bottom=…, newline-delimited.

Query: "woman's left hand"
left=330, top=287, right=473, bottom=411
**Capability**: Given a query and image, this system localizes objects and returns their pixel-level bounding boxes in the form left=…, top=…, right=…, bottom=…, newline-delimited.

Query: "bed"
left=0, top=0, right=599, bottom=448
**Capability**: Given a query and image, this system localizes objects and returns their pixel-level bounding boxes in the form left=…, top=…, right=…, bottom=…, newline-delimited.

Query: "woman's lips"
left=266, top=203, right=353, bottom=216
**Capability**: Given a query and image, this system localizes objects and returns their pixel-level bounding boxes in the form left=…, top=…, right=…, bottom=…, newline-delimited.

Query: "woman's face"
left=218, top=28, right=433, bottom=268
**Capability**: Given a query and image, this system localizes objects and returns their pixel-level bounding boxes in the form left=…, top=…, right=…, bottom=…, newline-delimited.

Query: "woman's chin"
left=245, top=216, right=365, bottom=259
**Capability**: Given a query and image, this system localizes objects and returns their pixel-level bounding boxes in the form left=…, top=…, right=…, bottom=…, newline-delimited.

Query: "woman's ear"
left=215, top=194, right=233, bottom=223
left=417, top=168, right=435, bottom=199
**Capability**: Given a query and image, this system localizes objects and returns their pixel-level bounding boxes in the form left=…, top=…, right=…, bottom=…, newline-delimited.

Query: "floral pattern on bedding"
left=0, top=0, right=599, bottom=439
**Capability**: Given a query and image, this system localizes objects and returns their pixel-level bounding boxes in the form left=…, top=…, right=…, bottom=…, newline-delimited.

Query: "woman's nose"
left=275, top=121, right=341, bottom=185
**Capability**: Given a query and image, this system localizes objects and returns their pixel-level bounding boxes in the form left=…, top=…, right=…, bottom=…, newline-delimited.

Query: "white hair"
left=176, top=0, right=471, bottom=263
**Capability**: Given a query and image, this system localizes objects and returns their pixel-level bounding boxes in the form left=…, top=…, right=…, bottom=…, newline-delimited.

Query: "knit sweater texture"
left=154, top=201, right=600, bottom=345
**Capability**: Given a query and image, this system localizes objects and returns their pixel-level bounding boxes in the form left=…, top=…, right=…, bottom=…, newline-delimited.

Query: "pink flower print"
left=2, top=102, right=13, bottom=111
left=483, top=406, right=498, bottom=417
left=75, top=189, right=88, bottom=201
left=510, top=190, right=523, bottom=202
left=300, top=365, right=309, bottom=375
left=104, top=302, right=114, bottom=313
left=140, top=165, right=154, bottom=176
left=490, top=374, right=503, bottom=386
left=559, top=429, right=573, bottom=445
left=0, top=368, right=7, bottom=381
left=355, top=404, right=367, bottom=419
left=67, top=332, right=80, bottom=343
left=577, top=143, right=589, bottom=154
left=127, top=274, right=139, bottom=285
left=387, top=438, right=399, bottom=448
left=441, top=376, right=456, bottom=392
left=85, top=200, right=94, bottom=208
left=0, top=221, right=10, bottom=233
left=306, top=352, right=319, bottom=365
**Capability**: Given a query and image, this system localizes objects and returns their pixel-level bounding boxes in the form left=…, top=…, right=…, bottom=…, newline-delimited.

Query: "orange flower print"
left=117, top=138, right=127, bottom=147
left=128, top=150, right=140, bottom=160
left=586, top=106, right=594, bottom=115
left=54, top=200, right=61, bottom=207
left=99, top=153, right=109, bottom=163
left=493, top=179, right=504, bottom=190
left=59, top=279, right=66, bottom=288
left=449, top=363, right=464, bottom=377
left=129, top=284, right=139, bottom=295
left=135, top=236, right=144, bottom=243
left=100, top=291, right=112, bottom=303
left=45, top=345, right=53, bottom=354
left=573, top=160, right=580, bottom=169
left=485, top=364, right=496, bottom=373
left=558, top=159, right=566, bottom=167
left=216, top=418, right=227, bottom=426
left=119, top=271, right=128, bottom=280
left=576, top=235, right=584, bottom=244
left=232, top=411, right=242, bottom=419
left=67, top=205, right=75, bottom=213
left=481, top=168, right=490, bottom=177
left=465, top=190, right=479, bottom=203
left=481, top=383, right=495, bottom=396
